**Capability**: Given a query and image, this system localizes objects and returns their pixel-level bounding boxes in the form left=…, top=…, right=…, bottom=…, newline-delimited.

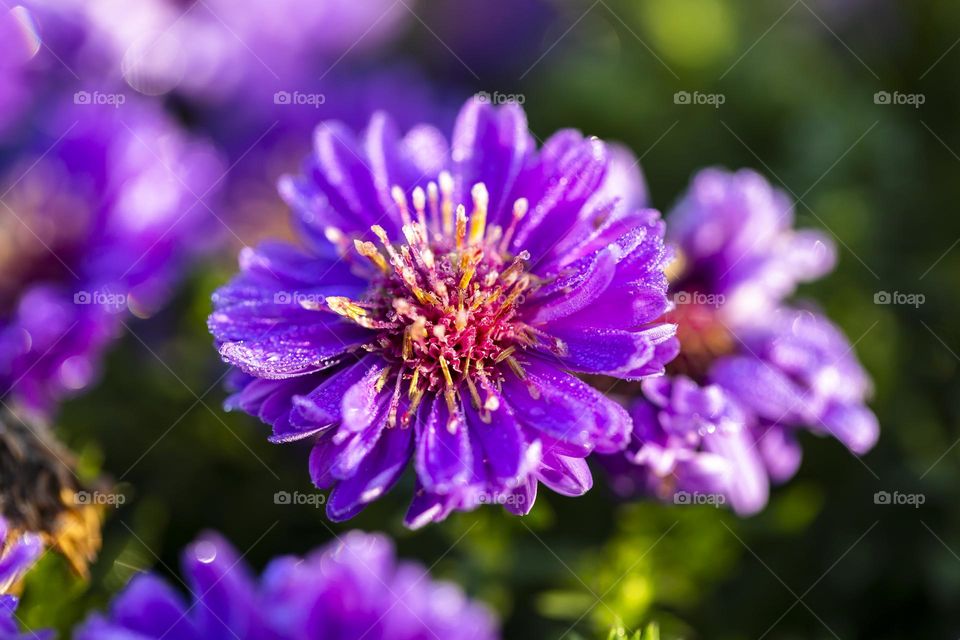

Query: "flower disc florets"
left=326, top=180, right=536, bottom=430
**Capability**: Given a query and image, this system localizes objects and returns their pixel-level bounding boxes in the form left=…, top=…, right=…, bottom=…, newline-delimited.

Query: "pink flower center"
left=324, top=173, right=538, bottom=427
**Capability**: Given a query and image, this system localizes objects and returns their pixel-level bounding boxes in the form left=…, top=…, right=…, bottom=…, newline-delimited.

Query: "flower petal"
left=538, top=453, right=593, bottom=496
left=451, top=98, right=532, bottom=224
left=502, top=359, right=631, bottom=454
left=462, top=390, right=525, bottom=487
left=817, top=402, right=879, bottom=455
left=327, top=424, right=414, bottom=521
left=415, top=395, right=473, bottom=493
left=182, top=534, right=259, bottom=639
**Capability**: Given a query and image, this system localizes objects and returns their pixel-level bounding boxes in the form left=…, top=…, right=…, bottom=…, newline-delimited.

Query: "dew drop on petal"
left=193, top=540, right=218, bottom=564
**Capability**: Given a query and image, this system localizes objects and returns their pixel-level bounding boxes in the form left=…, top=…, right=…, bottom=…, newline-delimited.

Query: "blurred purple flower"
left=607, top=168, right=877, bottom=514
left=0, top=597, right=49, bottom=640
left=0, top=100, right=223, bottom=415
left=0, top=518, right=41, bottom=594
left=44, top=0, right=411, bottom=117
left=209, top=98, right=676, bottom=526
left=77, top=530, right=498, bottom=640
left=0, top=518, right=48, bottom=640
left=668, top=168, right=836, bottom=324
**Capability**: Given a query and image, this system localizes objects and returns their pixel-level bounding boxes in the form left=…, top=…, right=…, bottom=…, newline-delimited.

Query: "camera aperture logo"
left=73, top=90, right=126, bottom=108
left=274, top=490, right=326, bottom=508
left=273, top=90, right=326, bottom=108
left=874, top=490, right=925, bottom=508
left=674, top=490, right=726, bottom=507
left=674, top=90, right=725, bottom=109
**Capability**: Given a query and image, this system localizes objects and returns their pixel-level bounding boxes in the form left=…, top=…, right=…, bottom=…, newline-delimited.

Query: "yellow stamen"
left=506, top=356, right=526, bottom=381
left=391, top=185, right=412, bottom=226
left=499, top=251, right=529, bottom=285
left=444, top=388, right=459, bottom=431
left=439, top=171, right=454, bottom=236
left=409, top=367, right=421, bottom=399
left=353, top=239, right=389, bottom=272
left=468, top=183, right=488, bottom=246
left=464, top=375, right=483, bottom=410
left=326, top=296, right=368, bottom=323
left=438, top=355, right=454, bottom=387
left=500, top=197, right=528, bottom=252
left=494, top=346, right=516, bottom=363
left=427, top=181, right=440, bottom=232
left=375, top=367, right=392, bottom=393
left=387, top=373, right=404, bottom=427
left=412, top=186, right=428, bottom=230
left=459, top=255, right=476, bottom=291
left=455, top=204, right=467, bottom=249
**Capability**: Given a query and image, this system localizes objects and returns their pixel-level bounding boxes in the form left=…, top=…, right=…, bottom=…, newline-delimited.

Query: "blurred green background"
left=22, top=1, right=960, bottom=637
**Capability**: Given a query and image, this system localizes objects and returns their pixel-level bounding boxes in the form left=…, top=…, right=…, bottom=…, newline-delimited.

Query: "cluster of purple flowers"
left=77, top=530, right=497, bottom=640
left=0, top=0, right=434, bottom=416
left=0, top=98, right=222, bottom=415
left=0, top=2, right=881, bottom=633
left=211, top=101, right=877, bottom=525
left=604, top=168, right=879, bottom=513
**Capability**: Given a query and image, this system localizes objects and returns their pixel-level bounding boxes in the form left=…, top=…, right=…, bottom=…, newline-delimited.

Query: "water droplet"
left=194, top=540, right=217, bottom=564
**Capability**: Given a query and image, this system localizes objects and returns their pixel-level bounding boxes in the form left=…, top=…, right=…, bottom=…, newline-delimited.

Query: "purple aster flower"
left=605, top=168, right=877, bottom=514
left=77, top=530, right=498, bottom=640
left=209, top=98, right=677, bottom=526
left=0, top=99, right=222, bottom=415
